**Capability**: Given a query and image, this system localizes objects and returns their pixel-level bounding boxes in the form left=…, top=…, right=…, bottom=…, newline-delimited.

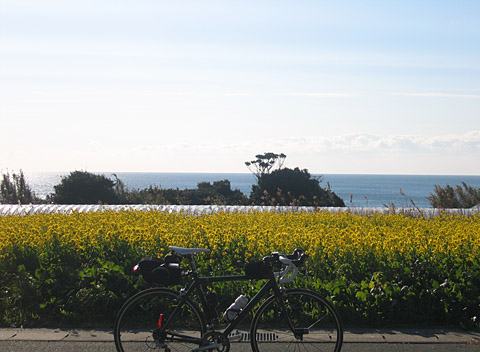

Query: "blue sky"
left=1, top=0, right=480, bottom=174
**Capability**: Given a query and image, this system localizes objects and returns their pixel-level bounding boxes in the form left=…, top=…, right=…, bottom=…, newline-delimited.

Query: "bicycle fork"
left=276, top=289, right=309, bottom=341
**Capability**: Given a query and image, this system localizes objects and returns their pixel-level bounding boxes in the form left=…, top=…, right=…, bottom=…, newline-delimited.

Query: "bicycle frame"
left=160, top=254, right=295, bottom=344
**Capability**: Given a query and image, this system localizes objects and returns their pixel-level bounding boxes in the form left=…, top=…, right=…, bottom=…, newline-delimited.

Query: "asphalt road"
left=1, top=327, right=479, bottom=351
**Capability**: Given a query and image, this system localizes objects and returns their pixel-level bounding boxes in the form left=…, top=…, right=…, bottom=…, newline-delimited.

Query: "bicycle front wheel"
left=251, top=288, right=343, bottom=352
left=114, top=288, right=206, bottom=352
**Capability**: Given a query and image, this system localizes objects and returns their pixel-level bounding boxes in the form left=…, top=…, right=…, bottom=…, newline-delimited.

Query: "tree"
left=246, top=153, right=345, bottom=207
left=50, top=171, right=120, bottom=204
left=428, top=182, right=480, bottom=208
left=245, top=152, right=286, bottom=179
left=195, top=179, right=247, bottom=205
left=0, top=170, right=39, bottom=204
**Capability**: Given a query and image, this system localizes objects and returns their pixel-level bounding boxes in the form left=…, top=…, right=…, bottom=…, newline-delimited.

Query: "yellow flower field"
left=1, top=210, right=479, bottom=327
left=1, top=210, right=479, bottom=262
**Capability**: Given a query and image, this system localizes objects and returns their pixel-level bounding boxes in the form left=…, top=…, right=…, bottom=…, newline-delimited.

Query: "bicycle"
left=114, top=246, right=343, bottom=352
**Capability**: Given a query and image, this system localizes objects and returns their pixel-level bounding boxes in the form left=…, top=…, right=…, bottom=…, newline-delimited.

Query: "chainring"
left=201, top=331, right=230, bottom=352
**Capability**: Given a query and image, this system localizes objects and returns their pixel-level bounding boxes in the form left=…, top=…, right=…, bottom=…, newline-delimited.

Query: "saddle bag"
left=134, top=256, right=184, bottom=286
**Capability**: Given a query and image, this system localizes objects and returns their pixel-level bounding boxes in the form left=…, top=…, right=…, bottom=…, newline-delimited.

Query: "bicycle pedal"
left=191, top=342, right=221, bottom=352
left=227, top=333, right=243, bottom=341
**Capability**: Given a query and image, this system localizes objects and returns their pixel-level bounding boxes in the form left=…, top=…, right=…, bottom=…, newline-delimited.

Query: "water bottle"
left=223, top=295, right=248, bottom=322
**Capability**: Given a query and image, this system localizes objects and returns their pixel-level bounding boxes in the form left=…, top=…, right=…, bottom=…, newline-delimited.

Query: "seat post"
left=186, top=254, right=199, bottom=277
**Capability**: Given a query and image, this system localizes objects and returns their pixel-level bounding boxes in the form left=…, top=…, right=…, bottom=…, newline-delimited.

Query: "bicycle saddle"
left=169, top=246, right=211, bottom=255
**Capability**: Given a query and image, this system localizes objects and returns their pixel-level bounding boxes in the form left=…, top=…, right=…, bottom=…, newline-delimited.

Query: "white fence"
left=0, top=204, right=478, bottom=217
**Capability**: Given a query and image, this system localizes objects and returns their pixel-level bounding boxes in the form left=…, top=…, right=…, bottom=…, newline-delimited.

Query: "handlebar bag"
left=245, top=261, right=271, bottom=279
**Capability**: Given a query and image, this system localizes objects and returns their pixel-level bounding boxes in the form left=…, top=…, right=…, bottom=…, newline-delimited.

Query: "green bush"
left=121, top=180, right=249, bottom=205
left=250, top=167, right=345, bottom=207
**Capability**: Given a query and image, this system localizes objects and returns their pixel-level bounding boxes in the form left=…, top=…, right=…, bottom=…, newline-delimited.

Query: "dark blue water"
left=26, top=172, right=480, bottom=208
left=321, top=174, right=480, bottom=208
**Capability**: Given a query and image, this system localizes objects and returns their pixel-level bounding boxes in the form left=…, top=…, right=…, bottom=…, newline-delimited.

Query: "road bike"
left=114, top=246, right=343, bottom=351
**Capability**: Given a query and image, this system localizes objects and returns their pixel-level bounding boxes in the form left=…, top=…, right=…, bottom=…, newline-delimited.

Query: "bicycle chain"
left=200, top=331, right=230, bottom=352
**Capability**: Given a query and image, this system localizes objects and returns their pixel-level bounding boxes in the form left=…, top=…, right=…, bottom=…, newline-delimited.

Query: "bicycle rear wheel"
left=114, top=288, right=205, bottom=352
left=251, top=288, right=343, bottom=352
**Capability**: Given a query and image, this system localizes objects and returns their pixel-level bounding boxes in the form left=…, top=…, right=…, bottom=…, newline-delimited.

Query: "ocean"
left=24, top=172, right=480, bottom=208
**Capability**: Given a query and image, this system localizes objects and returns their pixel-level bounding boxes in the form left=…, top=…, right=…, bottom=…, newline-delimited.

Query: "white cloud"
left=274, top=92, right=358, bottom=98
left=259, top=132, right=480, bottom=154
left=5, top=131, right=479, bottom=174
left=128, top=131, right=480, bottom=157
left=111, top=131, right=480, bottom=174
left=393, top=92, right=480, bottom=99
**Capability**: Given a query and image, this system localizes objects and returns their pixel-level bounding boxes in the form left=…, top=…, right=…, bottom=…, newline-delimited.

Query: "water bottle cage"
left=224, top=308, right=242, bottom=322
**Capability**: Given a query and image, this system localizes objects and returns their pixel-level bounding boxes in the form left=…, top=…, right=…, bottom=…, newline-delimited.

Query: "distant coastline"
left=25, top=172, right=480, bottom=208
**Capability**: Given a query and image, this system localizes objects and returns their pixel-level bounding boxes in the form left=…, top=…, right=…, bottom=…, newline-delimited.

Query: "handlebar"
left=262, top=249, right=308, bottom=284
left=263, top=248, right=308, bottom=268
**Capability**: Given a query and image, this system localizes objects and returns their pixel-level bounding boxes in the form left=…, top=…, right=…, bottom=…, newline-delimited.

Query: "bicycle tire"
left=250, top=288, right=343, bottom=352
left=114, top=287, right=206, bottom=352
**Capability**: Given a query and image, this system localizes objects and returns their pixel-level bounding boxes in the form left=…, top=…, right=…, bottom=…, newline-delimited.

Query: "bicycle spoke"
left=114, top=288, right=205, bottom=352
left=251, top=289, right=343, bottom=352
left=308, top=312, right=331, bottom=330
